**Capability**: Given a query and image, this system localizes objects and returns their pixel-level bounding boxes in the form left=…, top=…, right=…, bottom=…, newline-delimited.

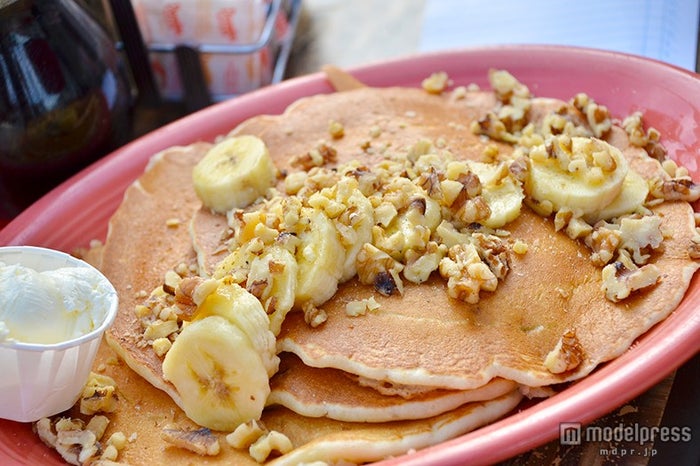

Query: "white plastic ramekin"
left=0, top=246, right=119, bottom=422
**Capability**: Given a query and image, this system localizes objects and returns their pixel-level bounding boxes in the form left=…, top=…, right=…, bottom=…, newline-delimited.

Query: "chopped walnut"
left=649, top=176, right=700, bottom=202
left=622, top=112, right=647, bottom=147
left=585, top=215, right=664, bottom=267
left=143, top=319, right=179, bottom=341
left=174, top=277, right=219, bottom=320
left=439, top=243, right=498, bottom=303
left=544, top=330, right=584, bottom=374
left=508, top=156, right=530, bottom=183
left=404, top=241, right=448, bottom=283
left=618, top=215, right=663, bottom=264
left=226, top=419, right=267, bottom=449
left=328, top=119, right=345, bottom=139
left=249, top=431, right=294, bottom=463
left=161, top=426, right=221, bottom=456
left=152, top=337, right=172, bottom=357
left=571, top=93, right=611, bottom=138
left=80, top=372, right=118, bottom=415
left=622, top=112, right=668, bottom=161
left=474, top=112, right=520, bottom=143
left=585, top=224, right=622, bottom=266
left=345, top=296, right=381, bottom=316
left=512, top=240, right=529, bottom=255
left=57, top=428, right=101, bottom=465
left=472, top=69, right=532, bottom=141
left=415, top=166, right=444, bottom=200
left=472, top=232, right=510, bottom=281
left=645, top=131, right=668, bottom=161
left=554, top=208, right=592, bottom=240
left=489, top=69, right=531, bottom=103
left=162, top=269, right=182, bottom=295
left=540, top=109, right=590, bottom=138
left=356, top=243, right=405, bottom=296
left=601, top=252, right=661, bottom=302
left=421, top=71, right=450, bottom=94
left=290, top=142, right=337, bottom=170
left=302, top=301, right=328, bottom=327
left=35, top=414, right=122, bottom=466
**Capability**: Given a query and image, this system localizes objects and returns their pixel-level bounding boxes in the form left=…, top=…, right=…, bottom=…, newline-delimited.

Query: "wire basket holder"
left=108, top=0, right=302, bottom=113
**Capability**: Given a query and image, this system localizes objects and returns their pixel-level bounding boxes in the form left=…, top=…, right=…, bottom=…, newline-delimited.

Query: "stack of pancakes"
left=84, top=71, right=699, bottom=465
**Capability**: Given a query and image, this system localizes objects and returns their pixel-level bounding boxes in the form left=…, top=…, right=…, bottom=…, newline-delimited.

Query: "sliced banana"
left=527, top=136, right=628, bottom=216
left=584, top=169, right=649, bottom=223
left=192, top=135, right=277, bottom=213
left=194, top=281, right=279, bottom=376
left=294, top=207, right=346, bottom=307
left=309, top=177, right=377, bottom=282
left=246, top=245, right=298, bottom=336
left=468, top=160, right=524, bottom=229
left=213, top=237, right=264, bottom=282
left=162, top=315, right=270, bottom=431
left=338, top=188, right=374, bottom=282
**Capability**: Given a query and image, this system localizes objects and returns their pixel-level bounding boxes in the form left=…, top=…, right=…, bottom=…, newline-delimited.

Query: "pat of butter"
left=0, top=261, right=112, bottom=345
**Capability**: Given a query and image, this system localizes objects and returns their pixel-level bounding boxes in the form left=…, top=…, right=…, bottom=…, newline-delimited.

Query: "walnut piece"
left=302, top=301, right=328, bottom=327
left=649, top=176, right=700, bottom=202
left=439, top=243, right=498, bottom=303
left=35, top=414, right=127, bottom=466
left=161, top=426, right=221, bottom=456
left=421, top=71, right=450, bottom=94
left=544, top=330, right=584, bottom=374
left=80, top=373, right=118, bottom=415
left=601, top=253, right=661, bottom=302
left=249, top=431, right=294, bottom=463
left=226, top=419, right=266, bottom=449
left=356, top=243, right=405, bottom=296
left=290, top=142, right=337, bottom=170
left=345, top=296, right=381, bottom=316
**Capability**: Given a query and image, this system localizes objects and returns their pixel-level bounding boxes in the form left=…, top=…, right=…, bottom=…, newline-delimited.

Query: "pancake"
left=186, top=86, right=699, bottom=390
left=264, top=390, right=522, bottom=466
left=58, top=339, right=519, bottom=465
left=100, top=143, right=213, bottom=408
left=228, top=85, right=502, bottom=174
left=268, top=352, right=517, bottom=422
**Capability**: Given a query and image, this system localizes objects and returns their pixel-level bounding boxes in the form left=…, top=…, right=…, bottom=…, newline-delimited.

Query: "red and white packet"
left=131, top=0, right=286, bottom=100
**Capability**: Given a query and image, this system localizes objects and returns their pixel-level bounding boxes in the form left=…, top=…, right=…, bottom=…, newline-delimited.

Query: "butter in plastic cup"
left=0, top=246, right=118, bottom=423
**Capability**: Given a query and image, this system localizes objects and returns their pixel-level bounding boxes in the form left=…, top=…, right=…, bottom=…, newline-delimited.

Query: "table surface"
left=1, top=1, right=698, bottom=465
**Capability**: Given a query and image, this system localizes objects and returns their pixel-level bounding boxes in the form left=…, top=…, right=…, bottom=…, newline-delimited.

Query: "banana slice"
left=584, top=169, right=649, bottom=223
left=246, top=245, right=298, bottom=336
left=192, top=135, right=277, bottom=213
left=213, top=237, right=264, bottom=282
left=468, top=160, right=524, bottom=229
left=162, top=315, right=270, bottom=431
left=374, top=178, right=442, bottom=262
left=527, top=136, right=628, bottom=216
left=194, top=281, right=279, bottom=376
left=295, top=207, right=346, bottom=307
left=338, top=188, right=374, bottom=282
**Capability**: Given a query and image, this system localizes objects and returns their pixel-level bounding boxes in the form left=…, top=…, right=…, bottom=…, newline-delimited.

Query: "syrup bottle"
left=0, top=0, right=132, bottom=222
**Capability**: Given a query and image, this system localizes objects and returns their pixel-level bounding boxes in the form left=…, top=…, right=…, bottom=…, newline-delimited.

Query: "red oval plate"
left=1, top=45, right=699, bottom=466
